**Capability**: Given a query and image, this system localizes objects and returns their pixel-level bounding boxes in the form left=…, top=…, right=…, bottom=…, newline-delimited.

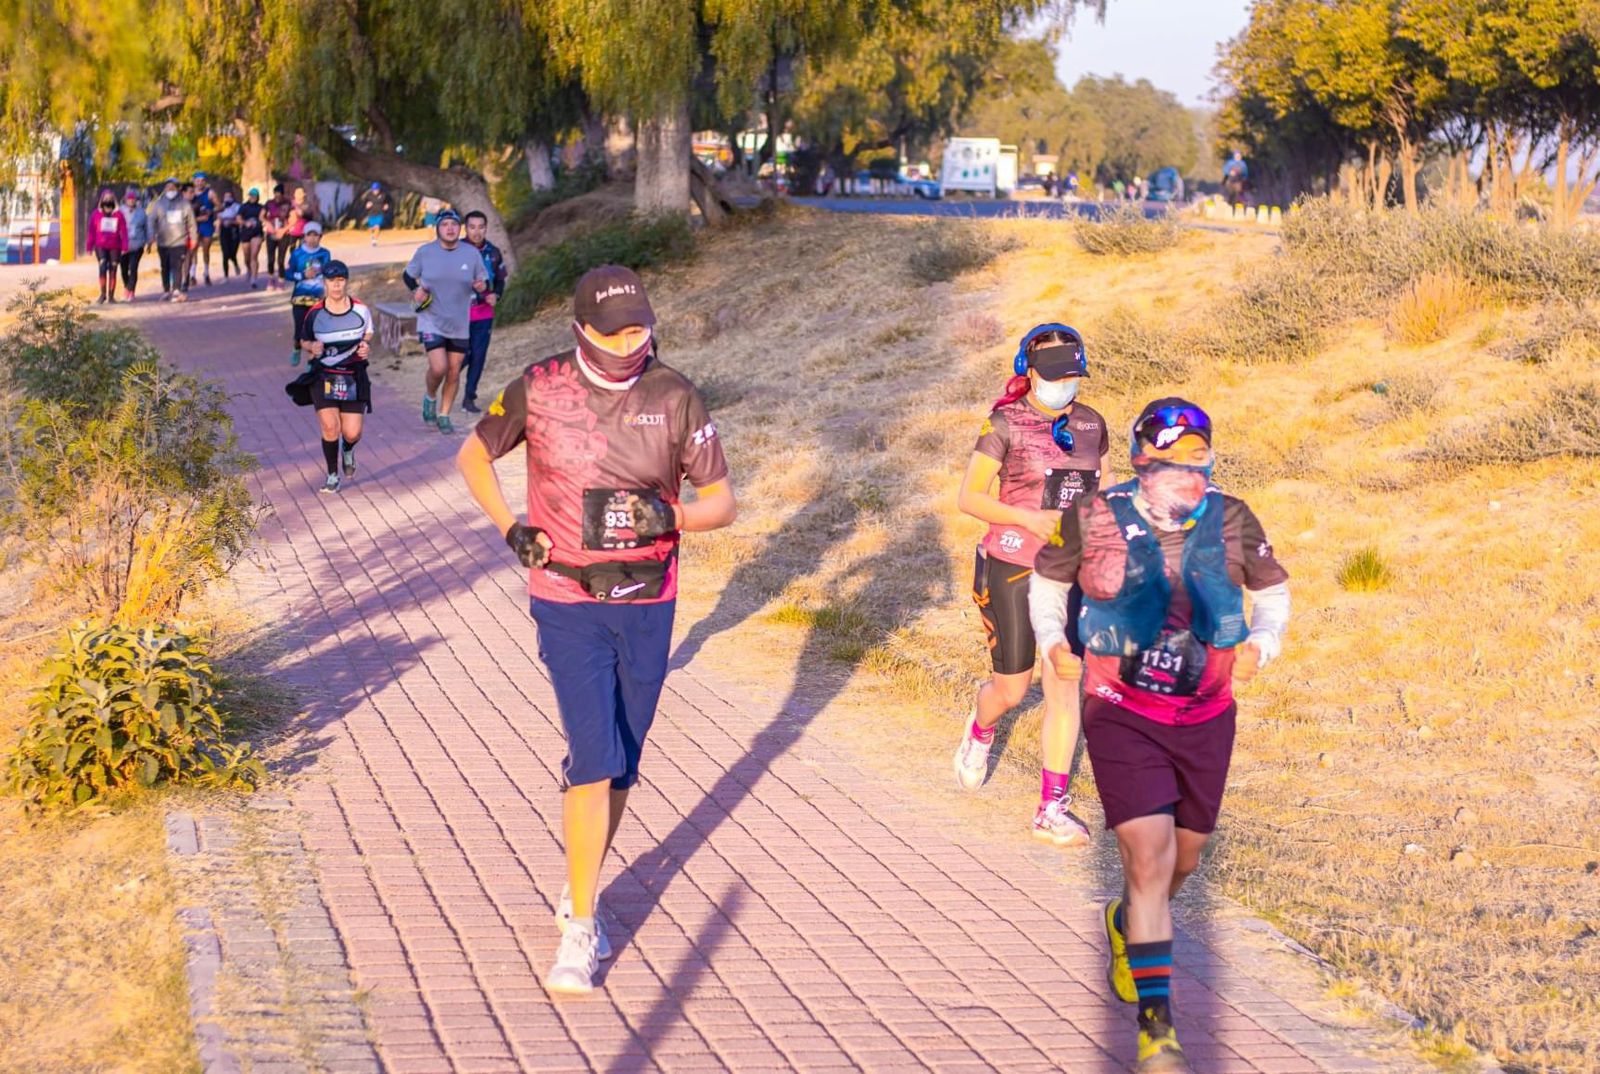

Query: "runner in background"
left=403, top=209, right=488, bottom=434
left=118, top=189, right=149, bottom=302
left=264, top=184, right=292, bottom=288
left=457, top=265, right=736, bottom=996
left=236, top=188, right=265, bottom=289
left=191, top=173, right=217, bottom=286
left=296, top=260, right=373, bottom=494
left=359, top=182, right=390, bottom=246
left=953, top=325, right=1108, bottom=847
left=283, top=221, right=332, bottom=366
left=1030, top=398, right=1291, bottom=1073
left=217, top=190, right=242, bottom=280
left=89, top=188, right=128, bottom=303
left=460, top=209, right=507, bottom=414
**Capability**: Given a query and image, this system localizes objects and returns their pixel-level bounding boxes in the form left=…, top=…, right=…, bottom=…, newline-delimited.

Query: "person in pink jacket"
left=89, top=188, right=129, bottom=303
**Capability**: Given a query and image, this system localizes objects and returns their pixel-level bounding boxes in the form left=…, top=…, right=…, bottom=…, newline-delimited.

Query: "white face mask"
left=164, top=189, right=177, bottom=200
left=1034, top=376, right=1079, bottom=410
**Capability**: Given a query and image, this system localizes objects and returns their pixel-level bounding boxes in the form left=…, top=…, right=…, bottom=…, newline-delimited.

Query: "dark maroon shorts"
left=1081, top=696, right=1236, bottom=834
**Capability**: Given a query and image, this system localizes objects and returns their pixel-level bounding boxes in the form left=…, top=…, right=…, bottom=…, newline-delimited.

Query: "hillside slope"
left=457, top=205, right=1599, bottom=1074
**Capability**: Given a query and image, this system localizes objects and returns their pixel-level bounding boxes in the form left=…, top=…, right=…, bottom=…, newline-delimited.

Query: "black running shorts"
left=974, top=550, right=1083, bottom=675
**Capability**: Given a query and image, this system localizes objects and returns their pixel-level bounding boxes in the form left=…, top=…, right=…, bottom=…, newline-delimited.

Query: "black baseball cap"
left=574, top=265, right=656, bottom=335
left=322, top=260, right=350, bottom=279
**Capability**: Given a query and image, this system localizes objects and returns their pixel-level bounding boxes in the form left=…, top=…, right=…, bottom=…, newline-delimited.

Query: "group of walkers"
left=269, top=203, right=1289, bottom=1072
left=85, top=173, right=338, bottom=302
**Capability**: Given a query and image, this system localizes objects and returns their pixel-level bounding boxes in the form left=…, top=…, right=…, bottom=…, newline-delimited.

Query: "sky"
left=1053, top=0, right=1254, bottom=108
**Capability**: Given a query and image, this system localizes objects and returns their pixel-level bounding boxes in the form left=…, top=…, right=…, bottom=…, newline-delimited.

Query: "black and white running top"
left=298, top=299, right=373, bottom=370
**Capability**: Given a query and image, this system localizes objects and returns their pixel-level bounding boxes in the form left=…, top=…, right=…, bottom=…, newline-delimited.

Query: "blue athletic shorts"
left=529, top=597, right=675, bottom=790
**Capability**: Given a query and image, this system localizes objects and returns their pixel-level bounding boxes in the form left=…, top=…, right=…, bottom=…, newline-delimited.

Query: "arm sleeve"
left=492, top=251, right=507, bottom=296
left=680, top=386, right=729, bottom=489
left=473, top=254, right=490, bottom=283
left=1029, top=573, right=1075, bottom=659
left=973, top=411, right=1009, bottom=462
left=472, top=375, right=530, bottom=459
left=282, top=249, right=296, bottom=280
left=1246, top=582, right=1290, bottom=666
left=402, top=250, right=421, bottom=291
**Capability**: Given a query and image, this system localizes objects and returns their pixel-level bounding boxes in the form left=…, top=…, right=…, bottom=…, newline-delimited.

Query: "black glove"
left=504, top=523, right=550, bottom=568
left=627, top=492, right=677, bottom=539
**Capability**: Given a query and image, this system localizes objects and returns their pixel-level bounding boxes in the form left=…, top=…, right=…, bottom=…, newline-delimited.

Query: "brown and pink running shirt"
left=973, top=399, right=1110, bottom=567
left=474, top=350, right=728, bottom=603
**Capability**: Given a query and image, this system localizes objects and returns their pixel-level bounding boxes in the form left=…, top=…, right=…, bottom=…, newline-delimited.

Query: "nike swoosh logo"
left=610, top=582, right=647, bottom=598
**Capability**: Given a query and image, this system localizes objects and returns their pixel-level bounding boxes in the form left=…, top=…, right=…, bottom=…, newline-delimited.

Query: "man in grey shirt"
left=403, top=208, right=489, bottom=434
left=149, top=177, right=198, bottom=302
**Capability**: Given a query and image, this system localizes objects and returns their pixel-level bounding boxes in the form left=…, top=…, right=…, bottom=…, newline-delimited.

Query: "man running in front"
left=1030, top=398, right=1291, bottom=1073
left=405, top=208, right=488, bottom=434
left=457, top=265, right=736, bottom=995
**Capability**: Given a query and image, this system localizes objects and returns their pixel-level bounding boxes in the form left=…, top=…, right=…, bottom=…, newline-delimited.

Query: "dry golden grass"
left=462, top=207, right=1597, bottom=1072
left=1388, top=272, right=1478, bottom=345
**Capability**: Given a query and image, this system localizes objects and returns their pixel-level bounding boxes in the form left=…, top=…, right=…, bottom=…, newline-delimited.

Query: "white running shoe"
left=1032, top=795, right=1091, bottom=847
left=544, top=923, right=600, bottom=995
left=557, top=884, right=613, bottom=960
left=953, top=719, right=993, bottom=790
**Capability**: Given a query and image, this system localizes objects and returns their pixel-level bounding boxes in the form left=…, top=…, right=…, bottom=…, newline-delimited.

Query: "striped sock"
left=1127, top=940, right=1174, bottom=1028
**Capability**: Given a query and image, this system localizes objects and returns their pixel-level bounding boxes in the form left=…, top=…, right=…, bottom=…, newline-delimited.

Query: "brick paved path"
left=125, top=247, right=1399, bottom=1074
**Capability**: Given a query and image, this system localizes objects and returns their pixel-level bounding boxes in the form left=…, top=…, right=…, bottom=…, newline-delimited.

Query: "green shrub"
left=1282, top=199, right=1600, bottom=308
left=496, top=214, right=694, bottom=324
left=907, top=219, right=1019, bottom=284
left=6, top=623, right=265, bottom=813
left=1336, top=547, right=1392, bottom=592
left=1187, top=260, right=1348, bottom=363
left=1092, top=305, right=1191, bottom=388
left=1072, top=203, right=1183, bottom=256
left=1493, top=303, right=1600, bottom=366
left=1, top=282, right=158, bottom=413
left=1, top=361, right=258, bottom=622
left=1417, top=377, right=1600, bottom=467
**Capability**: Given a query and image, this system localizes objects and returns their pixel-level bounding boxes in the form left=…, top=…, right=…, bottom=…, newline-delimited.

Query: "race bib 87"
left=1042, top=467, right=1099, bottom=511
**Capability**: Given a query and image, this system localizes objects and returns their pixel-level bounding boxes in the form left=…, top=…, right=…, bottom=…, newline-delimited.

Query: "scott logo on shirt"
left=624, top=412, right=666, bottom=427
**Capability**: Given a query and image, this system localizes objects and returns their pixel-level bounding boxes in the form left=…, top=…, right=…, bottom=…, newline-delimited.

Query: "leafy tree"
left=0, top=0, right=178, bottom=174
left=1071, top=74, right=1198, bottom=183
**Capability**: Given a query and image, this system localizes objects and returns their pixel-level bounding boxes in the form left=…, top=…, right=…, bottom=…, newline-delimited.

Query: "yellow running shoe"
left=1104, top=898, right=1138, bottom=1004
left=1134, top=1022, right=1190, bottom=1072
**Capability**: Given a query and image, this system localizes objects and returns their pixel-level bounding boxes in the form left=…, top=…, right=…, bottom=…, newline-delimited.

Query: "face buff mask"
left=573, top=322, right=652, bottom=388
left=1034, top=376, right=1079, bottom=410
left=1133, top=460, right=1211, bottom=531
left=165, top=189, right=178, bottom=200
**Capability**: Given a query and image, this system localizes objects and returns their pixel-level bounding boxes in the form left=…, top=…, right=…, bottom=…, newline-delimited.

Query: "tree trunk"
left=634, top=101, right=691, bottom=217
left=1554, top=130, right=1572, bottom=230
left=328, top=139, right=518, bottom=274
left=237, top=120, right=272, bottom=196
left=1397, top=135, right=1419, bottom=213
left=689, top=157, right=734, bottom=226
left=524, top=137, right=555, bottom=192
left=605, top=115, right=636, bottom=178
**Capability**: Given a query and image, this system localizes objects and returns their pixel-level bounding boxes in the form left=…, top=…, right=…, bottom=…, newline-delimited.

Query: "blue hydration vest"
left=1078, top=480, right=1248, bottom=657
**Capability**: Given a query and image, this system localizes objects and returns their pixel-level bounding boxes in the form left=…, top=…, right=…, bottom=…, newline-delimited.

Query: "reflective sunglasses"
left=1135, top=404, right=1211, bottom=451
left=1051, top=413, right=1075, bottom=453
